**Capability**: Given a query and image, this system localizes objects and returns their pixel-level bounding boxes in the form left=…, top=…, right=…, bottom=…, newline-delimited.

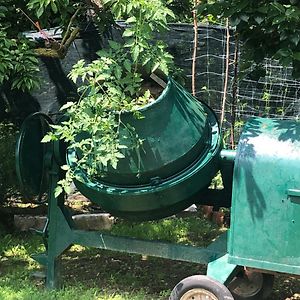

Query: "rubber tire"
left=229, top=272, right=274, bottom=300
left=169, top=275, right=234, bottom=300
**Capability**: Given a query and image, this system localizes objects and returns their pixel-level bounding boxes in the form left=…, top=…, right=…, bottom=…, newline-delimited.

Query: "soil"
left=60, top=246, right=300, bottom=299
left=141, top=80, right=164, bottom=100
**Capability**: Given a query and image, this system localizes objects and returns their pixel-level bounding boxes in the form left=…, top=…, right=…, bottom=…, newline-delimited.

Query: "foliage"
left=43, top=0, right=176, bottom=195
left=0, top=0, right=33, bottom=36
left=26, top=0, right=115, bottom=34
left=45, top=51, right=150, bottom=194
left=164, top=0, right=193, bottom=22
left=103, top=0, right=175, bottom=74
left=0, top=1, right=40, bottom=93
left=0, top=0, right=115, bottom=118
left=27, top=0, right=78, bottom=27
left=198, top=0, right=300, bottom=77
left=0, top=32, right=40, bottom=92
left=0, top=123, right=18, bottom=202
left=0, top=0, right=188, bottom=120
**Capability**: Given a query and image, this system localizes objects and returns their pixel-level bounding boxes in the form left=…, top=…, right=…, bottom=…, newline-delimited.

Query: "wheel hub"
left=180, top=288, right=218, bottom=300
left=231, top=272, right=264, bottom=297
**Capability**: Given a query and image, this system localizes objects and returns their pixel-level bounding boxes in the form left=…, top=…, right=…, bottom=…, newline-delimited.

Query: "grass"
left=108, top=215, right=223, bottom=247
left=1, top=216, right=300, bottom=300
left=0, top=216, right=219, bottom=300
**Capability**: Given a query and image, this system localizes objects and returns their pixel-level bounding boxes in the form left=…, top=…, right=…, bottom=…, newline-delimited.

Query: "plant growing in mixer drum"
left=43, top=0, right=177, bottom=195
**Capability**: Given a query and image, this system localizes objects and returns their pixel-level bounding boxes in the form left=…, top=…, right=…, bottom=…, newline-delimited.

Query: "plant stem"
left=192, top=0, right=200, bottom=96
left=230, top=33, right=239, bottom=149
left=220, top=18, right=230, bottom=129
left=61, top=7, right=82, bottom=45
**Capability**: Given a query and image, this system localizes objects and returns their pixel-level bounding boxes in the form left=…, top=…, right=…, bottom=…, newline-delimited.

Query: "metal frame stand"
left=32, top=159, right=239, bottom=289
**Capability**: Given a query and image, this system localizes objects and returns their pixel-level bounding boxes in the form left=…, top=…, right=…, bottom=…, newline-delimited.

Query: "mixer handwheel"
left=169, top=275, right=234, bottom=300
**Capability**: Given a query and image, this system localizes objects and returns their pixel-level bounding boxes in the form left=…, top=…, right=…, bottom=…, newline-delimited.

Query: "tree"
left=0, top=0, right=192, bottom=121
left=198, top=0, right=300, bottom=77
left=0, top=0, right=117, bottom=119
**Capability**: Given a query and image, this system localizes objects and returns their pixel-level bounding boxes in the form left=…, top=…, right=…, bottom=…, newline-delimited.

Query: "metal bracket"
left=287, top=189, right=300, bottom=204
left=207, top=254, right=240, bottom=285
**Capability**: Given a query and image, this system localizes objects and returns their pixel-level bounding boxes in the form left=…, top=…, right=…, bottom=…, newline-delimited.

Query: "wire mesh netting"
left=163, top=23, right=300, bottom=146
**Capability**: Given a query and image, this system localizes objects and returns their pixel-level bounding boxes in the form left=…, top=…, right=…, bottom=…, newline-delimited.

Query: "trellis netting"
left=162, top=23, right=300, bottom=146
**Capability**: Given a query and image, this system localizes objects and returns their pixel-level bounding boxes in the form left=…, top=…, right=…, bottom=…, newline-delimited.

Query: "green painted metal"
left=73, top=231, right=226, bottom=264
left=37, top=199, right=228, bottom=288
left=67, top=79, right=223, bottom=221
left=99, top=78, right=211, bottom=186
left=287, top=188, right=300, bottom=199
left=40, top=153, right=75, bottom=288
left=207, top=254, right=239, bottom=285
left=15, top=113, right=53, bottom=200
left=36, top=170, right=228, bottom=288
left=228, top=117, right=300, bottom=275
left=220, top=149, right=236, bottom=162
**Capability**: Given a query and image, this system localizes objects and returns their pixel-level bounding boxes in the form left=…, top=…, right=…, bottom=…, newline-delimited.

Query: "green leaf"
left=293, top=52, right=300, bottom=61
left=230, top=15, right=241, bottom=26
left=64, top=185, right=72, bottom=194
left=108, top=40, right=120, bottom=50
left=36, top=5, right=44, bottom=18
left=127, top=2, right=133, bottom=14
left=271, top=2, right=286, bottom=14
left=60, top=101, right=74, bottom=111
left=41, top=134, right=53, bottom=143
left=291, top=33, right=300, bottom=46
left=123, top=59, right=131, bottom=72
left=240, top=14, right=249, bottom=22
left=111, top=159, right=118, bottom=169
left=50, top=1, right=58, bottom=13
left=151, top=62, right=160, bottom=73
left=54, top=186, right=63, bottom=197
left=132, top=45, right=140, bottom=62
left=126, top=16, right=136, bottom=23
left=122, top=29, right=134, bottom=37
left=276, top=48, right=292, bottom=58
left=115, top=152, right=125, bottom=159
left=61, top=165, right=70, bottom=171
left=272, top=15, right=286, bottom=24
left=257, top=6, right=268, bottom=14
left=114, top=67, right=122, bottom=80
left=254, top=16, right=264, bottom=24
left=124, top=39, right=135, bottom=48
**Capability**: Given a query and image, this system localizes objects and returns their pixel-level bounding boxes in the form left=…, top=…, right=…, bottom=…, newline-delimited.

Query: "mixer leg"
left=41, top=183, right=74, bottom=288
left=46, top=256, right=60, bottom=289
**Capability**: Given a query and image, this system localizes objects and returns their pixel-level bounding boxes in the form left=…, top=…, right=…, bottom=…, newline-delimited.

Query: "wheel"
left=228, top=270, right=274, bottom=300
left=169, top=275, right=234, bottom=300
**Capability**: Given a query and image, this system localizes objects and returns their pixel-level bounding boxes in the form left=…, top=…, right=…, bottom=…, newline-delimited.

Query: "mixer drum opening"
left=67, top=79, right=222, bottom=221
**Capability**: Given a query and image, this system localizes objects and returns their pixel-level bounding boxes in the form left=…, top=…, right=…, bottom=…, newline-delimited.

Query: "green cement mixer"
left=16, top=79, right=300, bottom=299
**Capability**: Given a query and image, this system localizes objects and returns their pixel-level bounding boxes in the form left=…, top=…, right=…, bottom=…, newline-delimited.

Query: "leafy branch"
left=198, top=0, right=300, bottom=77
left=43, top=0, right=177, bottom=195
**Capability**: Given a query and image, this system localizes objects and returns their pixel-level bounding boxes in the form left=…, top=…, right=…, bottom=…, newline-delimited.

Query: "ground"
left=0, top=196, right=299, bottom=299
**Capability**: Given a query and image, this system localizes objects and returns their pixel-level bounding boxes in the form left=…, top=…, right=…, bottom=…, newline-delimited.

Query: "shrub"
left=0, top=123, right=18, bottom=203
